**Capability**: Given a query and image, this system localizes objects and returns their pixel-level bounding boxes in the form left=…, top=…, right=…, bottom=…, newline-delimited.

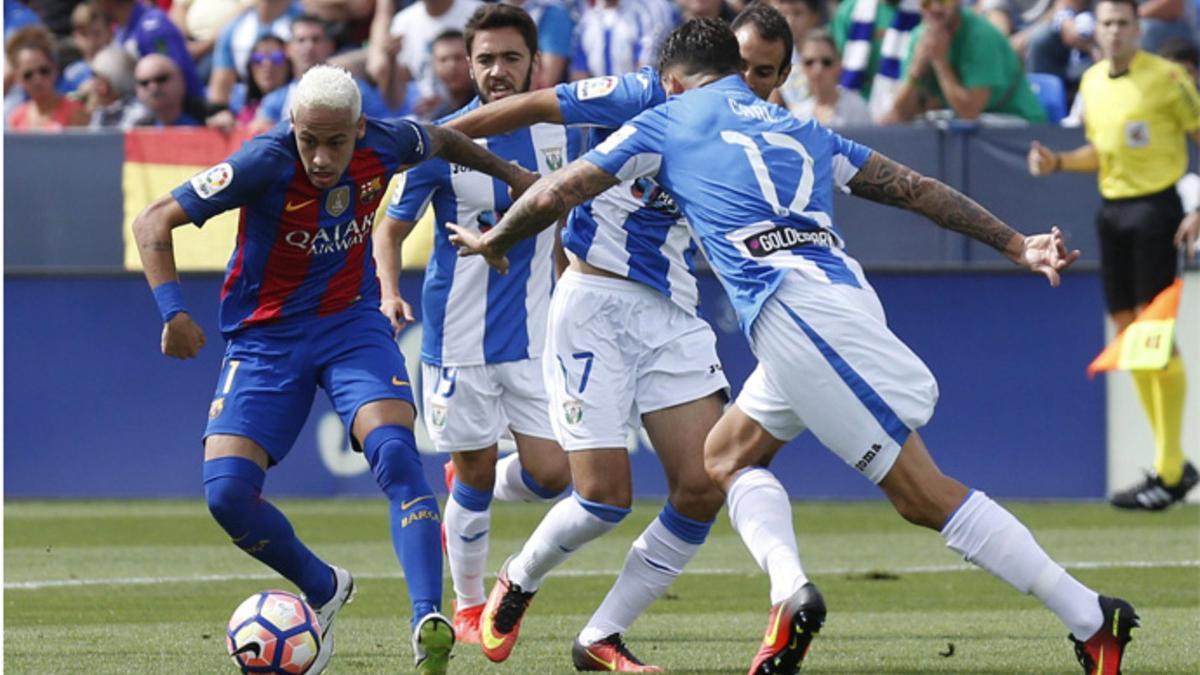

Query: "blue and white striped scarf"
left=839, top=0, right=922, bottom=118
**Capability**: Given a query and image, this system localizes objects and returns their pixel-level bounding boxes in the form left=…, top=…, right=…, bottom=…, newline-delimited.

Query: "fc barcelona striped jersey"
left=172, top=118, right=431, bottom=335
left=386, top=98, right=582, bottom=367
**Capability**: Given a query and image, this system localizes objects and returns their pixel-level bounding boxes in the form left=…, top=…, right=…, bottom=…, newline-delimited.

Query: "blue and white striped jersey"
left=584, top=75, right=873, bottom=336
left=570, top=0, right=676, bottom=78
left=387, top=98, right=582, bottom=367
left=555, top=67, right=701, bottom=314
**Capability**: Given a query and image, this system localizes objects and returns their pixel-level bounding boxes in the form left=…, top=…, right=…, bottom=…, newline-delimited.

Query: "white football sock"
left=728, top=468, right=809, bottom=604
left=578, top=512, right=704, bottom=646
left=444, top=493, right=491, bottom=609
left=492, top=453, right=544, bottom=502
left=508, top=493, right=626, bottom=591
left=942, top=490, right=1101, bottom=639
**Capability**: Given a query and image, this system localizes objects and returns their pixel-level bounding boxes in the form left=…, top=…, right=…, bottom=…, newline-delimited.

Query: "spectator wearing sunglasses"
left=760, top=0, right=824, bottom=110
left=231, top=35, right=293, bottom=125
left=207, top=0, right=303, bottom=111
left=790, top=30, right=873, bottom=126
left=134, top=53, right=203, bottom=126
left=95, top=0, right=206, bottom=103
left=85, top=44, right=153, bottom=129
left=5, top=26, right=88, bottom=131
left=249, top=14, right=389, bottom=133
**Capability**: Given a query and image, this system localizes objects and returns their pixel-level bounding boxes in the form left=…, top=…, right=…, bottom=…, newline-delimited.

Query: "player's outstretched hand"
left=1018, top=226, right=1081, bottom=287
left=161, top=313, right=206, bottom=359
left=1175, top=212, right=1200, bottom=262
left=380, top=295, right=415, bottom=335
left=447, top=222, right=510, bottom=274
left=1027, top=141, right=1056, bottom=176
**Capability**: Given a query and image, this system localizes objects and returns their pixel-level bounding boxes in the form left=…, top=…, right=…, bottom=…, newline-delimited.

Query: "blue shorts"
left=204, top=307, right=414, bottom=463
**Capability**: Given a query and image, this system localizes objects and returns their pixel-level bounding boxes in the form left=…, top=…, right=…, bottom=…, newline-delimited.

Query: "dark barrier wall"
left=4, top=271, right=1106, bottom=499
left=3, top=127, right=1105, bottom=270
left=829, top=126, right=1105, bottom=267
left=4, top=131, right=126, bottom=269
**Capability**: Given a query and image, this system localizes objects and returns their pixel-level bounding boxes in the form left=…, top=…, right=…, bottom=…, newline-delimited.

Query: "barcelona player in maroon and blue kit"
left=132, top=66, right=535, bottom=675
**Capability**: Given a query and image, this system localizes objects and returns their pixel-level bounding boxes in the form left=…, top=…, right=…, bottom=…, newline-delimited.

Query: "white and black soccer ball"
left=226, top=590, right=321, bottom=674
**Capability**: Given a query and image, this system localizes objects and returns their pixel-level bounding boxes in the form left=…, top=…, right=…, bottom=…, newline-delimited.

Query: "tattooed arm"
left=448, top=159, right=619, bottom=273
left=132, top=195, right=208, bottom=358
left=848, top=151, right=1081, bottom=285
left=423, top=124, right=538, bottom=198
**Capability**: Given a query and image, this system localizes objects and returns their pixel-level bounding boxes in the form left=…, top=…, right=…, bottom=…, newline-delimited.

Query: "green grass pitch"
left=5, top=499, right=1198, bottom=673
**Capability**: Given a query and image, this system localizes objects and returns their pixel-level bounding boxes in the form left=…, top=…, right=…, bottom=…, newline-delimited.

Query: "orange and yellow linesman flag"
left=1088, top=277, right=1183, bottom=377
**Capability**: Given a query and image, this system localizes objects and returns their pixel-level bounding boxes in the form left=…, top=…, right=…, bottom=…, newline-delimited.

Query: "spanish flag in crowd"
left=121, top=128, right=433, bottom=272
left=1088, top=278, right=1184, bottom=377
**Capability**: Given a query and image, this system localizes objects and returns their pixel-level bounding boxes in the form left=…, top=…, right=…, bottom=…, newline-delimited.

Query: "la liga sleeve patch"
left=190, top=162, right=234, bottom=199
left=577, top=76, right=619, bottom=101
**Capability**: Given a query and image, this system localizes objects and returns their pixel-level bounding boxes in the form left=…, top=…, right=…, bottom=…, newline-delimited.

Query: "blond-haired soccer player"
left=132, top=65, right=534, bottom=674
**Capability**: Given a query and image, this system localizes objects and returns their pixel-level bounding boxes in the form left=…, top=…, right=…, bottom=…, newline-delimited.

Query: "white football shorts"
left=420, top=358, right=555, bottom=453
left=544, top=269, right=730, bottom=451
left=736, top=269, right=938, bottom=484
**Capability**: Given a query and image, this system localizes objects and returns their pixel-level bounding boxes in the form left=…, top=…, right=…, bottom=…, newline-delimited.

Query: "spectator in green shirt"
left=882, top=0, right=1047, bottom=124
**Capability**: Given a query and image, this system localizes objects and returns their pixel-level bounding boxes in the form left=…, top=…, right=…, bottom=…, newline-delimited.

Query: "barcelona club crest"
left=359, top=176, right=383, bottom=205
left=325, top=185, right=351, bottom=217
left=563, top=399, right=583, bottom=426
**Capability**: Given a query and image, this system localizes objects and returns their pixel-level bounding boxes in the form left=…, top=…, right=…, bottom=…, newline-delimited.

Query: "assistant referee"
left=1028, top=0, right=1200, bottom=511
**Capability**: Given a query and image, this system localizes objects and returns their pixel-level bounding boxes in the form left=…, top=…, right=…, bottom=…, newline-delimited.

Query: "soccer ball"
left=226, top=590, right=322, bottom=674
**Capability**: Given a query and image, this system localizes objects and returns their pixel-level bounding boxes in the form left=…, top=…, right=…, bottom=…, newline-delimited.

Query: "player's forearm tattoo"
left=848, top=152, right=1018, bottom=253
left=140, top=239, right=173, bottom=252
left=489, top=161, right=618, bottom=254
left=428, top=125, right=525, bottom=187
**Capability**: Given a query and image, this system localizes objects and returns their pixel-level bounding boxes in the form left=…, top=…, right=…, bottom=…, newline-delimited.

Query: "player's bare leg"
left=510, top=431, right=571, bottom=498
left=882, top=431, right=1136, bottom=674
left=704, top=406, right=824, bottom=675
left=203, top=434, right=352, bottom=674
left=480, top=448, right=631, bottom=662
left=574, top=393, right=725, bottom=672
left=352, top=400, right=452, bottom=673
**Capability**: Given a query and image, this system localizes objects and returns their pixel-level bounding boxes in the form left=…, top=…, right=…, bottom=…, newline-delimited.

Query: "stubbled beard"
left=477, top=65, right=534, bottom=104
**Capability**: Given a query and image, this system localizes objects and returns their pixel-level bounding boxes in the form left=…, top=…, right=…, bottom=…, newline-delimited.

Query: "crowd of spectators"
left=4, top=0, right=1198, bottom=132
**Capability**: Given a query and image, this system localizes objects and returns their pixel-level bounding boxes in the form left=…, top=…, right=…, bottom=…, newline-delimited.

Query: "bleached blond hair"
left=291, top=64, right=361, bottom=120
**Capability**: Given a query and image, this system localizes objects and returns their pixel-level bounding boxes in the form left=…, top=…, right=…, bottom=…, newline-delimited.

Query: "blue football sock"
left=203, top=456, right=335, bottom=606
left=363, top=425, right=442, bottom=629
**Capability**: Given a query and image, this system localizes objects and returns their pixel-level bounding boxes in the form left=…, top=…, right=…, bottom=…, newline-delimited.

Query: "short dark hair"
left=771, top=0, right=823, bottom=14
left=432, top=29, right=465, bottom=48
left=464, top=3, right=539, bottom=57
left=658, top=18, right=743, bottom=78
left=1096, top=0, right=1140, bottom=15
left=732, top=2, right=793, bottom=72
left=291, top=13, right=334, bottom=41
left=1159, top=36, right=1199, bottom=68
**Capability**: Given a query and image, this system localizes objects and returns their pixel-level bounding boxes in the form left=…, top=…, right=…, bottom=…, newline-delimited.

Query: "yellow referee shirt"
left=1080, top=51, right=1200, bottom=200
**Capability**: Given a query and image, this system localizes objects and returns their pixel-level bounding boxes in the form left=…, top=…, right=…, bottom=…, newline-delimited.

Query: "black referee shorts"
left=1096, top=186, right=1183, bottom=313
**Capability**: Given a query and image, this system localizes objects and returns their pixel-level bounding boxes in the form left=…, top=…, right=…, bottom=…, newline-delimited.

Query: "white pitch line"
left=6, top=559, right=1197, bottom=591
